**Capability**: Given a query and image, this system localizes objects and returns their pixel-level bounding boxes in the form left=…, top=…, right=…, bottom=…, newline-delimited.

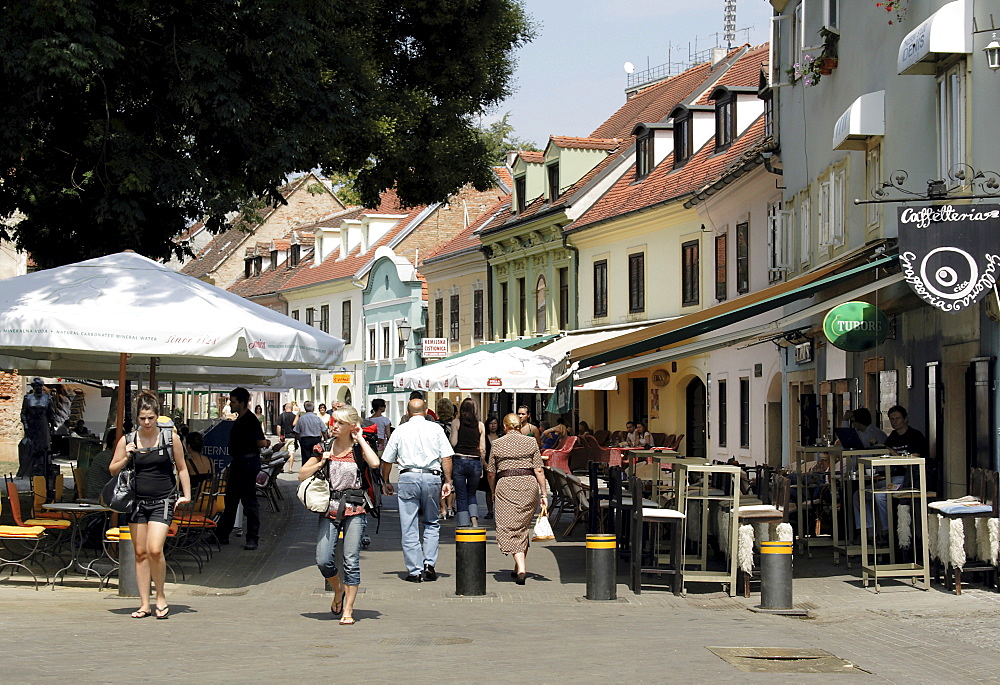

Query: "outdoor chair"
left=5, top=477, right=71, bottom=537
left=582, top=434, right=613, bottom=465
left=651, top=432, right=668, bottom=447
left=629, top=475, right=684, bottom=595
left=0, top=496, right=49, bottom=589
left=562, top=472, right=592, bottom=536
left=547, top=468, right=575, bottom=529
left=610, top=431, right=623, bottom=446
left=543, top=468, right=568, bottom=518
left=542, top=436, right=577, bottom=472
left=31, top=475, right=71, bottom=520
left=667, top=433, right=684, bottom=451
left=929, top=468, right=999, bottom=594
left=594, top=430, right=611, bottom=447
left=727, top=473, right=791, bottom=598
left=71, top=466, right=87, bottom=500
left=255, top=455, right=287, bottom=513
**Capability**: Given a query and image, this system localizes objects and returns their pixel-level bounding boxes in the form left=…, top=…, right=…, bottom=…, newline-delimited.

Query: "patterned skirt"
left=494, top=474, right=541, bottom=555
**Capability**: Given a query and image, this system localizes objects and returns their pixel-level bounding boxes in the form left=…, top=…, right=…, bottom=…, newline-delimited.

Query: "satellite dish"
left=624, top=61, right=635, bottom=74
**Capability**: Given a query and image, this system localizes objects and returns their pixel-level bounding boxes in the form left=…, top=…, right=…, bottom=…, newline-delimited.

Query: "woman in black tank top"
left=450, top=398, right=486, bottom=527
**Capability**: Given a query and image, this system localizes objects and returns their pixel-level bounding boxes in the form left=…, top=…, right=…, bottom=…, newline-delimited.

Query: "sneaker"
left=404, top=573, right=423, bottom=583
left=244, top=540, right=258, bottom=551
left=422, top=564, right=438, bottom=581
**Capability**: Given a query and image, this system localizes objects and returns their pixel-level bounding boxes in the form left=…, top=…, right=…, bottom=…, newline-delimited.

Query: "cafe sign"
left=823, top=302, right=889, bottom=352
left=897, top=204, right=1000, bottom=313
left=421, top=338, right=449, bottom=358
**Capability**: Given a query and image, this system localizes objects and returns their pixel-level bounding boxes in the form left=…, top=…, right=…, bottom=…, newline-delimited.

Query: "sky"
left=494, top=1, right=774, bottom=147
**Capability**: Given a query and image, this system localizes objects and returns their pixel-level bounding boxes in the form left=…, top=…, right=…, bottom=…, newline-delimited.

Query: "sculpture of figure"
left=19, top=378, right=54, bottom=476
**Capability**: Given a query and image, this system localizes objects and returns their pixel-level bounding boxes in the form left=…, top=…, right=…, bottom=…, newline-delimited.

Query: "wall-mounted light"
left=397, top=319, right=412, bottom=343
left=985, top=33, right=1000, bottom=70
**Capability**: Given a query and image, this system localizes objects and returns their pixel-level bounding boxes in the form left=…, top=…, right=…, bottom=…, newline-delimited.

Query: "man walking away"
left=277, top=402, right=298, bottom=473
left=294, top=401, right=328, bottom=466
left=381, top=398, right=453, bottom=582
left=217, top=387, right=268, bottom=550
left=368, top=398, right=392, bottom=452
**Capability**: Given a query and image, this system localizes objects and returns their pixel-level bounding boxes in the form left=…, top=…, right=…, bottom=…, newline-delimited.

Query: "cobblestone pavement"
left=3, top=474, right=1000, bottom=683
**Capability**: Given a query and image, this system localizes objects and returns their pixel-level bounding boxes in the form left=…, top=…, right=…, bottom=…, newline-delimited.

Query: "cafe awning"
left=574, top=254, right=901, bottom=382
left=833, top=91, right=884, bottom=151
left=420, top=334, right=557, bottom=366
left=897, top=0, right=972, bottom=75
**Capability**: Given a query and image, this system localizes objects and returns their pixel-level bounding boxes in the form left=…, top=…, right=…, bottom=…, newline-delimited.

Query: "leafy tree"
left=0, top=0, right=534, bottom=267
left=477, top=112, right=540, bottom=165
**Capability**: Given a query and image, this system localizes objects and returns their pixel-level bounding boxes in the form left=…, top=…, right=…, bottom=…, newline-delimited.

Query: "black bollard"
left=455, top=527, right=486, bottom=596
left=759, top=540, right=793, bottom=610
left=117, top=527, right=139, bottom=597
left=585, top=533, right=617, bottom=600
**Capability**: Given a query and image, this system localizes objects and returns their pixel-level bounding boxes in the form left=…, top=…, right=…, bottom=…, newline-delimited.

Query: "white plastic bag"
left=532, top=505, right=555, bottom=541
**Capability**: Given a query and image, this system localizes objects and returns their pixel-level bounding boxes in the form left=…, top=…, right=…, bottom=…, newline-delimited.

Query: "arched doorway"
left=685, top=378, right=707, bottom=459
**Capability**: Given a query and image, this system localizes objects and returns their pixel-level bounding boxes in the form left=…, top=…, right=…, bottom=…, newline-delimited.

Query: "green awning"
left=368, top=380, right=408, bottom=395
left=421, top=334, right=558, bottom=367
left=578, top=254, right=899, bottom=369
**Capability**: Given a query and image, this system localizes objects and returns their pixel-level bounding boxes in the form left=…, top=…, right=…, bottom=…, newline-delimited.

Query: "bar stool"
left=629, top=476, right=685, bottom=595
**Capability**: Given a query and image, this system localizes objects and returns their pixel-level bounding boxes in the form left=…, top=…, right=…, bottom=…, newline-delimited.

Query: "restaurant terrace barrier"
left=117, top=527, right=138, bottom=597
left=759, top=540, right=793, bottom=610
left=455, top=527, right=486, bottom=596
left=585, top=533, right=617, bottom=600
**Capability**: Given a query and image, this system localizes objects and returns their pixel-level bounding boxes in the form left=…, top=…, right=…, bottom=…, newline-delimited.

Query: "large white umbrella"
left=394, top=348, right=556, bottom=393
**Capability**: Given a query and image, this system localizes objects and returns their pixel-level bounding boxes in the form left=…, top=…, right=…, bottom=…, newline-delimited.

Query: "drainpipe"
left=480, top=245, right=494, bottom=341
left=762, top=151, right=783, bottom=176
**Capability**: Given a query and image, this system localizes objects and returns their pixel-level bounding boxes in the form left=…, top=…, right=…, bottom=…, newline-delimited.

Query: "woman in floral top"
left=298, top=405, right=380, bottom=625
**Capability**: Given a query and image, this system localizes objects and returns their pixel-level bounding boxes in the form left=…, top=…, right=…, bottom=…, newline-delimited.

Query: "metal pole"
left=455, top=527, right=486, bottom=596
left=585, top=533, right=617, bottom=600
left=759, top=540, right=793, bottom=610
left=117, top=527, right=139, bottom=597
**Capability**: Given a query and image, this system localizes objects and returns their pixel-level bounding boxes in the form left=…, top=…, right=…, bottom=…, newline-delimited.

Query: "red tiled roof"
left=696, top=44, right=769, bottom=104
left=570, top=116, right=767, bottom=232
left=493, top=166, right=513, bottom=189
left=271, top=239, right=290, bottom=250
left=421, top=196, right=511, bottom=264
left=517, top=151, right=545, bottom=164
left=549, top=136, right=619, bottom=150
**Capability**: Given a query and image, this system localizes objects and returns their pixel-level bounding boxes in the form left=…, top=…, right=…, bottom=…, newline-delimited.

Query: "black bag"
left=101, top=457, right=136, bottom=514
left=353, top=443, right=383, bottom=522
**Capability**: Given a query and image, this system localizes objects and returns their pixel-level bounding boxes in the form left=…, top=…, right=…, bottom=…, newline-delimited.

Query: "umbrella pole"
left=149, top=356, right=157, bottom=394
left=116, top=353, right=127, bottom=443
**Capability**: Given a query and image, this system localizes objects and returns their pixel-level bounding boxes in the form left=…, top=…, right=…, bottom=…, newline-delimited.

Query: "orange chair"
left=0, top=495, right=49, bottom=589
left=6, top=477, right=71, bottom=532
left=32, top=475, right=72, bottom=520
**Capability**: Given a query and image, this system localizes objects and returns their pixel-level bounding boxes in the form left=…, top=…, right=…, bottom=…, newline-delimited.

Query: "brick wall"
left=0, top=371, right=24, bottom=462
left=393, top=185, right=502, bottom=267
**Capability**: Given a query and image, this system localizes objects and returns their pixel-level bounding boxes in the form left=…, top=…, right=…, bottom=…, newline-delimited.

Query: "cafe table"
left=830, top=448, right=895, bottom=569
left=43, top=502, right=111, bottom=588
left=791, top=445, right=842, bottom=556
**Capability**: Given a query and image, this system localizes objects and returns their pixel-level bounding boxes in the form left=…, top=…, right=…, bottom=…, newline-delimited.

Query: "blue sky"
left=493, top=1, right=774, bottom=146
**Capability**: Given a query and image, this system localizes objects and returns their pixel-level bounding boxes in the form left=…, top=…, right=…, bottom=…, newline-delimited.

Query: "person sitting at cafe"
left=71, top=419, right=91, bottom=437
left=633, top=422, right=653, bottom=449
left=184, top=431, right=215, bottom=491
left=621, top=421, right=636, bottom=447
left=849, top=408, right=887, bottom=448
left=885, top=404, right=932, bottom=490
left=84, top=431, right=117, bottom=501
left=538, top=421, right=556, bottom=450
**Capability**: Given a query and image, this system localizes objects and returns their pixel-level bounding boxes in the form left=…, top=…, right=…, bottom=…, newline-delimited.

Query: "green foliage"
left=476, top=112, right=540, bottom=165
left=0, top=0, right=535, bottom=267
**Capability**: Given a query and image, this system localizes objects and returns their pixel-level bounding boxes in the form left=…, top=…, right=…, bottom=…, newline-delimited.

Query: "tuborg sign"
left=823, top=302, right=889, bottom=352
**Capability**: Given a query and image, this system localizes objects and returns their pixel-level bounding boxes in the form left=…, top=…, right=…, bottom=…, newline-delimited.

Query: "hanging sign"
left=897, top=204, right=1000, bottom=313
left=823, top=301, right=889, bottom=352
left=486, top=377, right=503, bottom=387
left=421, top=338, right=449, bottom=358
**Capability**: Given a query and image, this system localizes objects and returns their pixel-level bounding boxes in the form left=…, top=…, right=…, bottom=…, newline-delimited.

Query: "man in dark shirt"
left=276, top=402, right=298, bottom=473
left=885, top=404, right=932, bottom=489
left=216, top=387, right=268, bottom=550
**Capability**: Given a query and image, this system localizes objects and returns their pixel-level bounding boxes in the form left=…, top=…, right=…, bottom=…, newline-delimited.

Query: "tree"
left=477, top=112, right=540, bottom=165
left=0, top=0, right=534, bottom=267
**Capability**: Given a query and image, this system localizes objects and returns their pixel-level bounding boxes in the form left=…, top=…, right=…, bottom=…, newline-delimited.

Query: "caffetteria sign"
left=823, top=302, right=889, bottom=352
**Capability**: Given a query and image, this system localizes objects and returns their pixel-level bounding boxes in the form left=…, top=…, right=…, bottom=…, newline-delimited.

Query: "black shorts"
left=130, top=495, right=176, bottom=525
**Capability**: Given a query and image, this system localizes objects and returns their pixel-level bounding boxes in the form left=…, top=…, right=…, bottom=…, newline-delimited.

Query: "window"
left=769, top=14, right=792, bottom=87
left=682, top=241, right=699, bottom=307
left=305, top=307, right=315, bottom=327
left=252, top=256, right=262, bottom=277
left=716, top=96, right=736, bottom=150
left=381, top=324, right=390, bottom=360
left=673, top=112, right=693, bottom=167
left=715, top=233, right=728, bottom=301
left=767, top=201, right=786, bottom=282
left=818, top=170, right=845, bottom=247
left=244, top=259, right=252, bottom=279
left=763, top=91, right=774, bottom=138
left=434, top=297, right=444, bottom=338
left=341, top=300, right=351, bottom=344
left=740, top=377, right=750, bottom=448
left=291, top=309, right=299, bottom=321
left=636, top=133, right=654, bottom=180
left=548, top=163, right=560, bottom=202
left=450, top=294, right=460, bottom=341
left=500, top=282, right=509, bottom=338
left=535, top=276, right=547, bottom=334
left=367, top=326, right=376, bottom=361
left=628, top=253, right=645, bottom=313
left=397, top=326, right=406, bottom=358
left=736, top=221, right=749, bottom=294
left=593, top=260, right=608, bottom=317
left=473, top=289, right=484, bottom=339
left=718, top=380, right=728, bottom=447
left=515, top=176, right=527, bottom=213
left=319, top=304, right=329, bottom=333
left=270, top=250, right=278, bottom=271
left=517, top=277, right=526, bottom=336
left=799, top=196, right=811, bottom=267
left=937, top=61, right=966, bottom=181
left=866, top=145, right=882, bottom=229
left=558, top=267, right=569, bottom=330
left=288, top=244, right=300, bottom=267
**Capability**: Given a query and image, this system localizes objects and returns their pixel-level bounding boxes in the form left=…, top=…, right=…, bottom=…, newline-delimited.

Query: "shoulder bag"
left=296, top=459, right=331, bottom=513
left=101, top=453, right=137, bottom=514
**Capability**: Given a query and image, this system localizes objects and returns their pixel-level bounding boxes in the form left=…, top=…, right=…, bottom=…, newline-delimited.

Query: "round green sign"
left=823, top=301, right=889, bottom=352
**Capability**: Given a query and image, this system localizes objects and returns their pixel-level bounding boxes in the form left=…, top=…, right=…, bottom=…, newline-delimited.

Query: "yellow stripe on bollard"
left=760, top=541, right=793, bottom=554
left=455, top=527, right=486, bottom=543
left=118, top=528, right=131, bottom=541
left=586, top=534, right=617, bottom=549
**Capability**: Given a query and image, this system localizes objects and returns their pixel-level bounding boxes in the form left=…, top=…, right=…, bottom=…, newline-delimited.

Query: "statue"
left=19, top=378, right=54, bottom=477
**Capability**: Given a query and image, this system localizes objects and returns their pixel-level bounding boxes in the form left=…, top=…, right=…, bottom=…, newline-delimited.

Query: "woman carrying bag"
left=298, top=405, right=380, bottom=625
left=109, top=391, right=191, bottom=619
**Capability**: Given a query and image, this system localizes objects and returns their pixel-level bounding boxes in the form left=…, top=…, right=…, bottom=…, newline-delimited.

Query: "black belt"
left=399, top=468, right=442, bottom=476
left=454, top=455, right=480, bottom=460
left=496, top=468, right=535, bottom=479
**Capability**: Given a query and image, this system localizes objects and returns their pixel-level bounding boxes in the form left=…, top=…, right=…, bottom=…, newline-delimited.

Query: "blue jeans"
left=397, top=472, right=442, bottom=576
left=453, top=458, right=482, bottom=527
left=316, top=513, right=367, bottom=586
left=854, top=475, right=906, bottom=531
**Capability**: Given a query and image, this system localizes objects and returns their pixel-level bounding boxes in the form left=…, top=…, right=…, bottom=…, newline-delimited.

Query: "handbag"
left=531, top=504, right=555, bottom=541
left=296, top=460, right=331, bottom=513
left=100, top=456, right=137, bottom=514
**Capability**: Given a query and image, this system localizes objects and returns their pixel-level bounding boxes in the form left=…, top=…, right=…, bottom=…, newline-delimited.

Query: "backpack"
left=352, top=431, right=384, bottom=531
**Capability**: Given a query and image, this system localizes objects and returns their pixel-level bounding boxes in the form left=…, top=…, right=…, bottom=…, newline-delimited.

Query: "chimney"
left=711, top=47, right=727, bottom=68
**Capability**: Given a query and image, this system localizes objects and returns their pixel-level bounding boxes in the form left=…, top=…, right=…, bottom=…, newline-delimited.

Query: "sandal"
left=155, top=605, right=170, bottom=620
left=131, top=609, right=152, bottom=619
left=339, top=616, right=355, bottom=625
left=331, top=591, right=344, bottom=616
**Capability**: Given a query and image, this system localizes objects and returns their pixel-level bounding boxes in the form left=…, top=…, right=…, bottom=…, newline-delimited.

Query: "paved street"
left=3, top=475, right=1000, bottom=683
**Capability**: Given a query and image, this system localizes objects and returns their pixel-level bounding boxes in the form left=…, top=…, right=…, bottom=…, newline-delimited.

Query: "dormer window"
left=270, top=250, right=278, bottom=271
left=715, top=94, right=736, bottom=151
left=288, top=244, right=300, bottom=267
left=515, top=176, right=526, bottom=213
left=252, top=256, right=262, bottom=277
left=635, top=132, right=654, bottom=181
left=673, top=111, right=693, bottom=168
left=244, top=259, right=252, bottom=279
left=547, top=163, right=560, bottom=202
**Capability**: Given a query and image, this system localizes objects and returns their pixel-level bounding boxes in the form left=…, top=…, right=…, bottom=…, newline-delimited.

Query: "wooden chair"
left=629, top=475, right=685, bottom=595
left=6, top=477, right=71, bottom=535
left=732, top=473, right=790, bottom=597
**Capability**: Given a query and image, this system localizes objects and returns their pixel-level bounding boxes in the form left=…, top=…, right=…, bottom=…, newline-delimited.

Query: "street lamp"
left=397, top=318, right=412, bottom=343
left=985, top=33, right=1000, bottom=71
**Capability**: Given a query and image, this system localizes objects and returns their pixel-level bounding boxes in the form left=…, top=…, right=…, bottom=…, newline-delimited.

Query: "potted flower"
left=787, top=54, right=824, bottom=86
left=875, top=0, right=907, bottom=25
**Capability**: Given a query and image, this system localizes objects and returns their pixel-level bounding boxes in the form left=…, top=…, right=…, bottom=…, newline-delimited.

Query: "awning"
left=534, top=325, right=657, bottom=391
left=577, top=264, right=904, bottom=383
left=368, top=380, right=409, bottom=395
left=833, top=91, right=885, bottom=151
left=898, top=0, right=972, bottom=75
left=420, top=334, right=557, bottom=367
left=574, top=251, right=895, bottom=368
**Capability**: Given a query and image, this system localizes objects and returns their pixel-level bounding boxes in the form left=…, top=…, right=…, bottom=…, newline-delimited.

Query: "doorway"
left=630, top=377, right=648, bottom=425
left=685, top=378, right=707, bottom=459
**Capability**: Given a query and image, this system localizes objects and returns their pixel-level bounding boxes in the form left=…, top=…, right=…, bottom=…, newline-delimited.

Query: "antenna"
left=724, top=0, right=737, bottom=48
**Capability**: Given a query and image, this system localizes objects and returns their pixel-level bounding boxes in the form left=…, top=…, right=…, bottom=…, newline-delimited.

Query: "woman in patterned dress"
left=487, top=413, right=548, bottom=584
left=298, top=405, right=380, bottom=625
